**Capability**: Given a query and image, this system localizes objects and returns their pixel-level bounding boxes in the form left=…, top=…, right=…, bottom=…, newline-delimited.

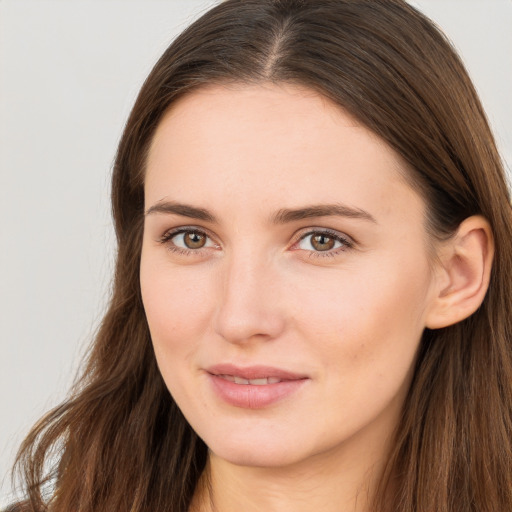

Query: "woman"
left=10, top=0, right=512, bottom=511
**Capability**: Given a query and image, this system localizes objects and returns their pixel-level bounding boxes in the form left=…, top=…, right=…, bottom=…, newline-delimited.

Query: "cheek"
left=292, top=252, right=432, bottom=383
left=140, top=260, right=220, bottom=414
left=140, top=259, right=215, bottom=362
left=285, top=259, right=432, bottom=440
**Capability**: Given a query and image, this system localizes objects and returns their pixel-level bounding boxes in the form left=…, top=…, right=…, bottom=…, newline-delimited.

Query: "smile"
left=217, top=375, right=283, bottom=385
left=205, top=364, right=309, bottom=408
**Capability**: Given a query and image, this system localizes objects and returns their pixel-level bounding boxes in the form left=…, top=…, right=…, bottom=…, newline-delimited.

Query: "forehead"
left=145, top=83, right=424, bottom=224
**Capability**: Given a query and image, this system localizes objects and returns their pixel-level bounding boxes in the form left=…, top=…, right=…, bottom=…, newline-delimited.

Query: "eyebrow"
left=145, top=200, right=377, bottom=224
left=270, top=204, right=377, bottom=224
left=145, top=201, right=216, bottom=222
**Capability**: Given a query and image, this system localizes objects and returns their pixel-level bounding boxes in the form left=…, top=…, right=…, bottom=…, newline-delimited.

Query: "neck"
left=190, top=438, right=391, bottom=512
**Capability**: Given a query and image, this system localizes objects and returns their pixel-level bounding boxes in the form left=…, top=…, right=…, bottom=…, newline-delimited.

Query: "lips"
left=217, top=375, right=283, bottom=385
left=205, top=364, right=308, bottom=408
left=206, top=364, right=307, bottom=384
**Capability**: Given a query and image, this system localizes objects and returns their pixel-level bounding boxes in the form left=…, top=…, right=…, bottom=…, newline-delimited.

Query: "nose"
left=213, top=250, right=286, bottom=345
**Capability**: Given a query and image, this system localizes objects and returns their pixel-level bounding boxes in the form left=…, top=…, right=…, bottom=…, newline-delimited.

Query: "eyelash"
left=158, top=227, right=354, bottom=259
left=294, top=228, right=354, bottom=258
left=158, top=228, right=216, bottom=257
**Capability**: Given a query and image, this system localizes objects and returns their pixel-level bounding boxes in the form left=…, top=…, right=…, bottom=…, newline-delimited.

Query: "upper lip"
left=206, top=363, right=308, bottom=381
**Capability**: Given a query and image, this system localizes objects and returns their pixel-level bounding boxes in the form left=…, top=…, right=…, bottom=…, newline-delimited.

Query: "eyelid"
left=159, top=225, right=214, bottom=240
left=157, top=225, right=355, bottom=258
left=158, top=226, right=220, bottom=252
left=290, top=227, right=355, bottom=255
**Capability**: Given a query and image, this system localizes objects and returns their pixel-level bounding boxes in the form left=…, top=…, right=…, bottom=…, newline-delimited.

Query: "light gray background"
left=1, top=0, right=511, bottom=506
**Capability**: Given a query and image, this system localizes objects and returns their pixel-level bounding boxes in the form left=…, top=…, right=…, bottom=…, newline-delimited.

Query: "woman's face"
left=140, top=83, right=439, bottom=469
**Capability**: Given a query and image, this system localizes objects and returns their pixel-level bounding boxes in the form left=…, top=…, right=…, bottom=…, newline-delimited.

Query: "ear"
left=425, top=215, right=494, bottom=329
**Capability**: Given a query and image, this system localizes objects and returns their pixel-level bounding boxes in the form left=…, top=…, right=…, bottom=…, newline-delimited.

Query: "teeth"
left=249, top=378, right=269, bottom=385
left=220, top=375, right=283, bottom=385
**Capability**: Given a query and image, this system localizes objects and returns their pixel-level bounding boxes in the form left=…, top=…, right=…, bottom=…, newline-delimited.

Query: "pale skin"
left=140, top=83, right=494, bottom=512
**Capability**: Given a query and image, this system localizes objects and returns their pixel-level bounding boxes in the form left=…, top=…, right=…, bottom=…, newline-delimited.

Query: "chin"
left=211, top=444, right=302, bottom=469
left=201, top=428, right=316, bottom=469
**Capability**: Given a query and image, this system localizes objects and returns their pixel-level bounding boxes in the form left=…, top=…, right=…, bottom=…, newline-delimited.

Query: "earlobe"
left=425, top=216, right=494, bottom=329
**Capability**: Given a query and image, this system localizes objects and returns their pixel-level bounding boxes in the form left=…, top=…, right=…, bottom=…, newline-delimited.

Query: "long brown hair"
left=12, top=1, right=512, bottom=511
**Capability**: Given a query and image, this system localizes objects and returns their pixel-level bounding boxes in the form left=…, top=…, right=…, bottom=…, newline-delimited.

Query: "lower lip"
left=208, top=374, right=308, bottom=409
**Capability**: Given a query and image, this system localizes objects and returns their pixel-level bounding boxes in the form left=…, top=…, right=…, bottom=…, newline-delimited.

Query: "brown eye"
left=310, top=234, right=335, bottom=251
left=183, top=231, right=207, bottom=249
left=296, top=230, right=351, bottom=255
left=162, top=229, right=214, bottom=252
